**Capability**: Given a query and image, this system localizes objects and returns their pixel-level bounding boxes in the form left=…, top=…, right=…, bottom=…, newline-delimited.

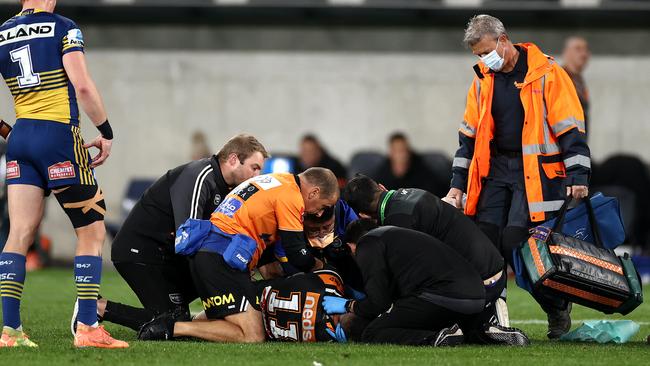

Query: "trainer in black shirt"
left=80, top=135, right=269, bottom=335
left=327, top=221, right=528, bottom=346
left=344, top=175, right=504, bottom=280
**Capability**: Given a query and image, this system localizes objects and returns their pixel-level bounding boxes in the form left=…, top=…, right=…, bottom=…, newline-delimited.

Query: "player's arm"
left=278, top=230, right=322, bottom=272
left=63, top=51, right=112, bottom=168
left=276, top=195, right=323, bottom=272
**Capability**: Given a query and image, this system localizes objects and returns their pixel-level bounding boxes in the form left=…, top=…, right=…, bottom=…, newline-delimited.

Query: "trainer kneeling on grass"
left=344, top=175, right=509, bottom=326
left=71, top=134, right=268, bottom=335
left=323, top=220, right=529, bottom=347
left=144, top=168, right=339, bottom=343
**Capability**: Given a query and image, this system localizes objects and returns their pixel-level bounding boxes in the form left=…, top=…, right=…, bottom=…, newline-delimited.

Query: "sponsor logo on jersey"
left=301, top=292, right=321, bottom=342
left=215, top=197, right=243, bottom=218
left=175, top=230, right=189, bottom=247
left=66, top=28, right=84, bottom=46
left=253, top=175, right=282, bottom=190
left=48, top=161, right=75, bottom=180
left=0, top=22, right=55, bottom=46
left=169, top=293, right=184, bottom=305
left=202, top=293, right=235, bottom=309
left=235, top=184, right=259, bottom=201
left=6, top=161, right=20, bottom=179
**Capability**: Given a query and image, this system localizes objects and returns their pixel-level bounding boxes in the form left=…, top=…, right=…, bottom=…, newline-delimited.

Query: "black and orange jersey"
left=259, top=270, right=344, bottom=342
left=0, top=9, right=84, bottom=125
left=211, top=173, right=305, bottom=269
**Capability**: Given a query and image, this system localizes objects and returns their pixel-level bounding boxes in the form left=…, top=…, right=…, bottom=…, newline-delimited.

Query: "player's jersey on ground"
left=211, top=173, right=305, bottom=269
left=0, top=8, right=84, bottom=125
left=260, top=269, right=344, bottom=342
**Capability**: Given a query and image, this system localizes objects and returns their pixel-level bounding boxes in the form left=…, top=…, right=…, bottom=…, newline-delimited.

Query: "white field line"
left=511, top=319, right=650, bottom=326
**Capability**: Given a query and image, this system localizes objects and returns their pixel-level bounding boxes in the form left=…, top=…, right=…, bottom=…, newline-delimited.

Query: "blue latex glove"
left=322, top=296, right=350, bottom=314
left=326, top=323, right=348, bottom=343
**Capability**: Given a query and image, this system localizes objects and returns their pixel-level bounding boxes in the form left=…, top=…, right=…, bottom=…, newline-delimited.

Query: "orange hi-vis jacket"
left=451, top=43, right=591, bottom=223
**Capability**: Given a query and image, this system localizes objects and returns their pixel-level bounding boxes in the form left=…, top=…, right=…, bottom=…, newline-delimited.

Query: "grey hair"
left=463, top=14, right=507, bottom=48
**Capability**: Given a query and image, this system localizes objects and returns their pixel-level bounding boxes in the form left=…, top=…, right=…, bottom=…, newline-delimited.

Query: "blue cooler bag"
left=541, top=193, right=626, bottom=250
left=174, top=218, right=258, bottom=272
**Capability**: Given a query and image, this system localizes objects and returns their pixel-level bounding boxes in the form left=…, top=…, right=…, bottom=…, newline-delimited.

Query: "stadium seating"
left=347, top=151, right=384, bottom=179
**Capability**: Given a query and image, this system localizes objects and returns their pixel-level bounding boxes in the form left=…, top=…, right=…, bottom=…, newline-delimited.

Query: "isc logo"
left=202, top=293, right=235, bottom=309
left=0, top=273, right=16, bottom=280
left=75, top=276, right=93, bottom=283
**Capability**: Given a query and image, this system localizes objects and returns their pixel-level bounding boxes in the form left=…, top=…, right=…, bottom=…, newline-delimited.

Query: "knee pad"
left=54, top=185, right=106, bottom=228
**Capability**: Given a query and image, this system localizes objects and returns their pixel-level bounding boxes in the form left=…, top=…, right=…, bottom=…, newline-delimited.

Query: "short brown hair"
left=299, top=167, right=339, bottom=199
left=217, top=134, right=269, bottom=163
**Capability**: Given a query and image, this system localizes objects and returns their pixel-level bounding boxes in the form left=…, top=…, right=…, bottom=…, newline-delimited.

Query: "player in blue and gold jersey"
left=0, top=0, right=127, bottom=349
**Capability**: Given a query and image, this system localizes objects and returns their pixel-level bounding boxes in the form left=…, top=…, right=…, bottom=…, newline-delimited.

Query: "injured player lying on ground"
left=139, top=250, right=527, bottom=347
left=138, top=268, right=366, bottom=343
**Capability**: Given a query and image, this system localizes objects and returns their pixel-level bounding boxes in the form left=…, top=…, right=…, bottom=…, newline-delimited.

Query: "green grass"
left=1, top=269, right=650, bottom=365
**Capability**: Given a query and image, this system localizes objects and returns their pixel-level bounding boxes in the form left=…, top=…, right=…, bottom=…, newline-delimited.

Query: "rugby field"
left=1, top=269, right=649, bottom=365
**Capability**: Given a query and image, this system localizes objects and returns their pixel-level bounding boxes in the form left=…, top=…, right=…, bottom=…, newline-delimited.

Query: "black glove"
left=138, top=313, right=176, bottom=341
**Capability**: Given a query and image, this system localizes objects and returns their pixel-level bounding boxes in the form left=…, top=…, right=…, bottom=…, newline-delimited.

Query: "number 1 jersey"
left=0, top=8, right=84, bottom=125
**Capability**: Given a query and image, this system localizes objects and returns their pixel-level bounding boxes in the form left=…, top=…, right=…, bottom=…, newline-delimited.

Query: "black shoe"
left=547, top=303, right=572, bottom=339
left=480, top=324, right=530, bottom=346
left=138, top=313, right=176, bottom=341
left=429, top=324, right=464, bottom=347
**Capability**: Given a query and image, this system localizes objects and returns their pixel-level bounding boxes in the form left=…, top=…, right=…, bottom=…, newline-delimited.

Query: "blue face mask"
left=480, top=38, right=506, bottom=71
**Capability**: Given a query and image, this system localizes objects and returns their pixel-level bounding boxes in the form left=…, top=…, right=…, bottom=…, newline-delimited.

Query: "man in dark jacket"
left=322, top=221, right=528, bottom=346
left=344, top=175, right=509, bottom=326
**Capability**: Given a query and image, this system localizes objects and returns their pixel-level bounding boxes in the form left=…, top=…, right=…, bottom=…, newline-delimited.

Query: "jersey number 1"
left=10, top=45, right=41, bottom=88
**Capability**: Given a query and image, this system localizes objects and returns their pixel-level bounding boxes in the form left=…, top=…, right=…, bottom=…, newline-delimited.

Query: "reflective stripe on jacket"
left=452, top=43, right=590, bottom=223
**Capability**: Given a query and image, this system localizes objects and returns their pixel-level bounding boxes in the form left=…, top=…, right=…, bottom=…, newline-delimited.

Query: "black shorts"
left=113, top=258, right=197, bottom=316
left=189, top=251, right=259, bottom=320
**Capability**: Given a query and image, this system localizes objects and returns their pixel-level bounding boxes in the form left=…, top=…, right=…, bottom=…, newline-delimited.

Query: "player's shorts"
left=189, top=251, right=259, bottom=320
left=5, top=118, right=95, bottom=192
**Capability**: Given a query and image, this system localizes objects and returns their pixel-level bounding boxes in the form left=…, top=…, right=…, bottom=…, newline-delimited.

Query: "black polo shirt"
left=111, top=156, right=231, bottom=264
left=352, top=226, right=485, bottom=319
left=491, top=46, right=528, bottom=152
left=375, top=188, right=504, bottom=280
